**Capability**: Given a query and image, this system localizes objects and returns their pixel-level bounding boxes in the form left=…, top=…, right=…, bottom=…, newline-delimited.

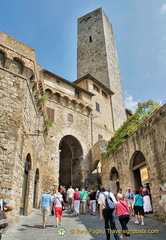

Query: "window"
left=93, top=84, right=99, bottom=93
left=10, top=58, right=23, bottom=75
left=0, top=51, right=6, bottom=67
left=89, top=36, right=92, bottom=42
left=102, top=91, right=107, bottom=98
left=68, top=113, right=73, bottom=122
left=75, top=91, right=80, bottom=99
left=47, top=107, right=54, bottom=123
left=98, top=134, right=103, bottom=140
left=95, top=102, right=100, bottom=112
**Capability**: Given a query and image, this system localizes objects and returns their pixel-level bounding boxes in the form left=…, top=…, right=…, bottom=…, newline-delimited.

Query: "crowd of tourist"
left=36, top=183, right=157, bottom=240
left=1, top=183, right=165, bottom=240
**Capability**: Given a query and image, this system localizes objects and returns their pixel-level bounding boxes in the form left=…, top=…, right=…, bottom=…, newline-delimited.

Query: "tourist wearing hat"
left=125, top=187, right=135, bottom=216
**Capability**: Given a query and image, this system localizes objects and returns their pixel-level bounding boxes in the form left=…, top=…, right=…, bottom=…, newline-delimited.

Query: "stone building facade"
left=0, top=7, right=165, bottom=224
left=0, top=8, right=125, bottom=222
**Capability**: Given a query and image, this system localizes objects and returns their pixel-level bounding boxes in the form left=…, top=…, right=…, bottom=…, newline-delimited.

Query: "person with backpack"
left=98, top=186, right=120, bottom=240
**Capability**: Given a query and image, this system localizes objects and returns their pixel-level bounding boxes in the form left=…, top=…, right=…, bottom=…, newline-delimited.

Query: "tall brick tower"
left=77, top=8, right=126, bottom=130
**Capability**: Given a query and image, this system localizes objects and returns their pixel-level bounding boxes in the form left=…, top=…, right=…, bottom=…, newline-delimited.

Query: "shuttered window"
left=96, top=102, right=100, bottom=112
left=47, top=107, right=54, bottom=123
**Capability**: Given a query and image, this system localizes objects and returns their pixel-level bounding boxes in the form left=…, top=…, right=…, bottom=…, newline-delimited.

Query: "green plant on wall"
left=40, top=94, right=49, bottom=103
left=45, top=119, right=53, bottom=127
left=102, top=100, right=160, bottom=157
left=40, top=94, right=53, bottom=127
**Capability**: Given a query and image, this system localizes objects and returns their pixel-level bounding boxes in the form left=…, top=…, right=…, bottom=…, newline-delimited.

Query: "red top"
left=116, top=200, right=129, bottom=216
left=74, top=192, right=80, bottom=200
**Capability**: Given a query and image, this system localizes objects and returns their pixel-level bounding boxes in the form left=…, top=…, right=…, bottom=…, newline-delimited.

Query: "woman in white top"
left=53, top=191, right=63, bottom=227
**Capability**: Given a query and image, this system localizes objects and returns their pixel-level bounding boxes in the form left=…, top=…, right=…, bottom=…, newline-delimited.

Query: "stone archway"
left=131, top=151, right=149, bottom=191
left=59, top=135, right=83, bottom=189
left=20, top=153, right=31, bottom=215
left=109, top=167, right=119, bottom=194
left=91, top=160, right=102, bottom=190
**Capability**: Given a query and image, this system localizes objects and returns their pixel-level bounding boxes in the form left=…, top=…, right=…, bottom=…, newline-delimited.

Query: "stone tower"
left=77, top=8, right=126, bottom=130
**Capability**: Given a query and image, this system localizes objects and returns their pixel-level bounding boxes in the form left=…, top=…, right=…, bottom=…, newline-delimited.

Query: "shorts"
left=54, top=207, right=62, bottom=218
left=41, top=207, right=50, bottom=216
left=134, top=206, right=144, bottom=216
left=81, top=199, right=87, bottom=208
left=68, top=198, right=73, bottom=206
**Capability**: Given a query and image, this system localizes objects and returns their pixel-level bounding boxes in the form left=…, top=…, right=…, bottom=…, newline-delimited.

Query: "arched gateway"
left=59, top=135, right=83, bottom=189
left=131, top=151, right=149, bottom=190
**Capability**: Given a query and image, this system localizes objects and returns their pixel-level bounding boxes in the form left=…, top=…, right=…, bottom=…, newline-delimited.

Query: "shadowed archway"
left=59, top=135, right=83, bottom=189
left=109, top=167, right=119, bottom=194
left=131, top=151, right=148, bottom=191
left=20, top=153, right=31, bottom=215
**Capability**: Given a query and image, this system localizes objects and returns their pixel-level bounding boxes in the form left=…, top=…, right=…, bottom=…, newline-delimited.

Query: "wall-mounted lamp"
left=23, top=116, right=44, bottom=136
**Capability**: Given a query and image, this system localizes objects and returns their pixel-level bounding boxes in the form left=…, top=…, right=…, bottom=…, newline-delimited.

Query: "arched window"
left=0, top=51, right=6, bottom=67
left=10, top=58, right=23, bottom=74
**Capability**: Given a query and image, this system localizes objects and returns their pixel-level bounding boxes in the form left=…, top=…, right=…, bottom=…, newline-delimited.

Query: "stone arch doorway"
left=131, top=151, right=149, bottom=191
left=33, top=168, right=39, bottom=208
left=91, top=160, right=102, bottom=190
left=59, top=135, right=83, bottom=189
left=110, top=167, right=119, bottom=194
left=20, top=153, right=31, bottom=215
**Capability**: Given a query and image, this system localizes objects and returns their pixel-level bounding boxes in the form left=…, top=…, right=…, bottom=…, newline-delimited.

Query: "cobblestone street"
left=2, top=209, right=165, bottom=240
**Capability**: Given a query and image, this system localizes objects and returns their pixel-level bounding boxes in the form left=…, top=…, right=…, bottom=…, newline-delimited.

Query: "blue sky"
left=1, top=0, right=166, bottom=112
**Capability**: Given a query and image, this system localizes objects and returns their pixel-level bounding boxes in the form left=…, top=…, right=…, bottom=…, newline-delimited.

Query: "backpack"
left=102, top=192, right=115, bottom=211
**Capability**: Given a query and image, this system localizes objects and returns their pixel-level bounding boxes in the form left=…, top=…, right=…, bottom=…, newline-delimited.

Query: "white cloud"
left=160, top=4, right=166, bottom=13
left=124, top=92, right=138, bottom=113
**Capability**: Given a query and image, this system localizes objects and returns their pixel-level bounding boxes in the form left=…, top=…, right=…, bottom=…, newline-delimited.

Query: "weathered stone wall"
left=87, top=78, right=114, bottom=143
left=101, top=104, right=166, bottom=221
left=0, top=33, right=47, bottom=223
left=43, top=71, right=93, bottom=189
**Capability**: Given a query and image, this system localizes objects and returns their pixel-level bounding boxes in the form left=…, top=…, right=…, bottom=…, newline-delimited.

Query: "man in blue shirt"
left=125, top=187, right=135, bottom=216
left=0, top=192, right=14, bottom=239
left=38, top=190, right=53, bottom=228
